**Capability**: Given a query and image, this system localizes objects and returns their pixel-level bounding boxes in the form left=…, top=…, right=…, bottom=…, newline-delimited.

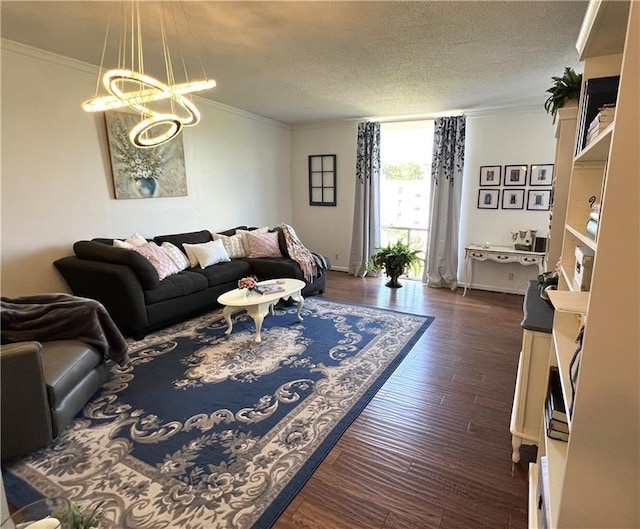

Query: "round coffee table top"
left=217, top=278, right=305, bottom=307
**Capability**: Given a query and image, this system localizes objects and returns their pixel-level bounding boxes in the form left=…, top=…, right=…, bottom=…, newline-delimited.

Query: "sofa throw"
left=277, top=224, right=317, bottom=282
left=1, top=293, right=129, bottom=366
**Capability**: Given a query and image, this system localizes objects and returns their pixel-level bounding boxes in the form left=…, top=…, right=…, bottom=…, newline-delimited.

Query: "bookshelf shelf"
left=565, top=224, right=597, bottom=250
left=574, top=122, right=613, bottom=162
left=546, top=290, right=589, bottom=313
left=528, top=463, right=539, bottom=529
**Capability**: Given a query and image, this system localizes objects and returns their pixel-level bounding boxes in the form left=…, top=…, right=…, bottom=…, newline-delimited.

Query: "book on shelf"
left=576, top=76, right=620, bottom=154
left=253, top=283, right=286, bottom=295
left=547, top=429, right=570, bottom=442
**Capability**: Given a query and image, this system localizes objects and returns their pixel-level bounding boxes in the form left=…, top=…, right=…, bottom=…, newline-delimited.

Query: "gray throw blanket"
left=1, top=293, right=129, bottom=366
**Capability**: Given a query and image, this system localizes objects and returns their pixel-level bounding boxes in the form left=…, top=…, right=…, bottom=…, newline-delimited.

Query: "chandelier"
left=82, top=1, right=215, bottom=148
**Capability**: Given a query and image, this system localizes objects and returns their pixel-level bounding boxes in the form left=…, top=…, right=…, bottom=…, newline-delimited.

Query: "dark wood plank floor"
left=274, top=270, right=529, bottom=529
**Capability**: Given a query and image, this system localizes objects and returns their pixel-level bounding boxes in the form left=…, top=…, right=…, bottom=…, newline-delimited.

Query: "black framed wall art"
left=502, top=189, right=525, bottom=209
left=529, top=164, right=554, bottom=186
left=504, top=165, right=528, bottom=186
left=479, top=165, right=501, bottom=186
left=308, top=154, right=336, bottom=206
left=478, top=189, right=499, bottom=209
left=527, top=189, right=551, bottom=211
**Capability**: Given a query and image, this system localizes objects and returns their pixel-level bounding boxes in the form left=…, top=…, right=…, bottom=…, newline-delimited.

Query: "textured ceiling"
left=1, top=1, right=588, bottom=125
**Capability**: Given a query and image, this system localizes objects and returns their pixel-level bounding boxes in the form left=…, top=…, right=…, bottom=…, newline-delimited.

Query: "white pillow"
left=161, top=242, right=190, bottom=271
left=212, top=232, right=246, bottom=258
left=114, top=232, right=147, bottom=248
left=236, top=227, right=269, bottom=255
left=183, top=240, right=231, bottom=269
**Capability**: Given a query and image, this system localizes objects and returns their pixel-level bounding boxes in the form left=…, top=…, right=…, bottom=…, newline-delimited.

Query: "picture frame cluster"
left=477, top=164, right=553, bottom=211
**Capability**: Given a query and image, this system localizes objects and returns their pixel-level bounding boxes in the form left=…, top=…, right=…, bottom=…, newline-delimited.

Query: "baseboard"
left=329, top=266, right=349, bottom=273
left=467, top=282, right=526, bottom=295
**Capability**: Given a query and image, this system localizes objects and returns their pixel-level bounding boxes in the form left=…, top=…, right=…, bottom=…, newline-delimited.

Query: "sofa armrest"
left=1, top=341, right=53, bottom=461
left=54, top=256, right=149, bottom=334
left=73, top=240, right=159, bottom=289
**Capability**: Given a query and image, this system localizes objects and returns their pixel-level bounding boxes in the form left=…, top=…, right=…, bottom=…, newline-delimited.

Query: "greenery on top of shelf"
left=544, top=67, right=583, bottom=123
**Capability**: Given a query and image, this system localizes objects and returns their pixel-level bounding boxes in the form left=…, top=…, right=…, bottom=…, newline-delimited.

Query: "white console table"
left=463, top=245, right=545, bottom=296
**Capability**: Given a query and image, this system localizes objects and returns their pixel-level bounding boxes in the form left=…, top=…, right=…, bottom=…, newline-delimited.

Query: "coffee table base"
left=222, top=293, right=304, bottom=342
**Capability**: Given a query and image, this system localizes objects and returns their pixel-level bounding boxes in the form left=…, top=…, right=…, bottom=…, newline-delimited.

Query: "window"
left=380, top=121, right=435, bottom=279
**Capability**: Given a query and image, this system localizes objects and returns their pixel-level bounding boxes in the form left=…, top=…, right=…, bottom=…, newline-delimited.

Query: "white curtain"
left=349, top=122, right=381, bottom=277
left=423, top=116, right=466, bottom=289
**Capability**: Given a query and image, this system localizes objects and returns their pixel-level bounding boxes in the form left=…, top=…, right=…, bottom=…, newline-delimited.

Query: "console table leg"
left=222, top=306, right=234, bottom=335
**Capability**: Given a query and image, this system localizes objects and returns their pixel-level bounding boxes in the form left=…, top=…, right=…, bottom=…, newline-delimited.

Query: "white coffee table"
left=217, top=278, right=305, bottom=342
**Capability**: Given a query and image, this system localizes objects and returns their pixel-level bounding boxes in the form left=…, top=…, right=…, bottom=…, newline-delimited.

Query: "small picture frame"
left=479, top=165, right=501, bottom=186
left=502, top=189, right=525, bottom=210
left=529, top=164, right=554, bottom=186
left=477, top=189, right=499, bottom=209
left=527, top=189, right=551, bottom=211
left=504, top=165, right=528, bottom=186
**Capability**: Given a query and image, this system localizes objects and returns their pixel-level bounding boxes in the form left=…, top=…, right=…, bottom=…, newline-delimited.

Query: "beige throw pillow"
left=212, top=232, right=246, bottom=258
left=161, top=242, right=190, bottom=271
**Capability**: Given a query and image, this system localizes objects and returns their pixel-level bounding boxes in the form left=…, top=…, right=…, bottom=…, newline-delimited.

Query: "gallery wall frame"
left=479, top=165, right=501, bottom=186
left=308, top=154, right=337, bottom=206
left=527, top=189, right=551, bottom=211
left=502, top=189, right=525, bottom=210
left=478, top=189, right=500, bottom=209
left=529, top=164, right=554, bottom=186
left=504, top=165, right=528, bottom=186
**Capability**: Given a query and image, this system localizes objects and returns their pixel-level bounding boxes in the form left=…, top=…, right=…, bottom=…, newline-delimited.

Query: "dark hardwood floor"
left=274, top=270, right=530, bottom=529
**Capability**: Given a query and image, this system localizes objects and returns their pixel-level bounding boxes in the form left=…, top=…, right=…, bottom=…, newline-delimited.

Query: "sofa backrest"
left=153, top=230, right=212, bottom=253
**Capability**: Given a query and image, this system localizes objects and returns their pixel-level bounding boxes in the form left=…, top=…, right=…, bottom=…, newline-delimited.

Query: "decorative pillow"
left=132, top=241, right=180, bottom=281
left=183, top=240, right=231, bottom=269
left=114, top=232, right=147, bottom=248
left=212, top=233, right=246, bottom=258
left=161, top=242, right=190, bottom=271
left=236, top=226, right=269, bottom=255
left=246, top=231, right=283, bottom=258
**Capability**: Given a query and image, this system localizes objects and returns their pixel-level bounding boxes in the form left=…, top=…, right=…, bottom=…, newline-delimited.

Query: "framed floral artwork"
left=479, top=165, right=501, bottom=186
left=504, top=165, right=528, bottom=186
left=105, top=111, right=188, bottom=199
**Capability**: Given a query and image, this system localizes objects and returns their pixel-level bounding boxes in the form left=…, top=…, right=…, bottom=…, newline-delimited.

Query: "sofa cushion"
left=40, top=340, right=103, bottom=408
left=242, top=257, right=306, bottom=282
left=144, top=270, right=208, bottom=305
left=189, top=260, right=251, bottom=288
left=132, top=242, right=180, bottom=280
left=212, top=232, right=246, bottom=258
left=75, top=240, right=160, bottom=290
left=153, top=230, right=212, bottom=254
left=113, top=233, right=147, bottom=248
left=246, top=231, right=283, bottom=258
left=161, top=242, right=190, bottom=271
left=184, top=240, right=231, bottom=269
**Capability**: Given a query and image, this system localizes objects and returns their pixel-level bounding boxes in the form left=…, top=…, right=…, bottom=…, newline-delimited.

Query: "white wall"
left=459, top=110, right=556, bottom=293
left=290, top=121, right=358, bottom=271
left=1, top=40, right=292, bottom=296
left=291, top=110, right=556, bottom=292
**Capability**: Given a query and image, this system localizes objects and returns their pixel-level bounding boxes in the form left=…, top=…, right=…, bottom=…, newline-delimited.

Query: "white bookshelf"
left=532, top=1, right=639, bottom=528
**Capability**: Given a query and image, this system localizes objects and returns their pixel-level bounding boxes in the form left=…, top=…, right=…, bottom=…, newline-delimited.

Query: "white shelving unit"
left=530, top=1, right=639, bottom=528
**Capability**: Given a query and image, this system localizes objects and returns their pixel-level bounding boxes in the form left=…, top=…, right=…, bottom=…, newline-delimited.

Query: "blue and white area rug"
left=4, top=298, right=433, bottom=529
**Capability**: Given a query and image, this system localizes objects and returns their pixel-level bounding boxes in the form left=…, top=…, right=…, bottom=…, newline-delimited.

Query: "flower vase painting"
left=105, top=111, right=188, bottom=199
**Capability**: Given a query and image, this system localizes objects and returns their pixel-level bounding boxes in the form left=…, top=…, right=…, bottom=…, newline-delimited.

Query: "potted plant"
left=53, top=501, right=104, bottom=529
left=544, top=67, right=582, bottom=123
left=368, top=241, right=421, bottom=288
left=537, top=270, right=559, bottom=303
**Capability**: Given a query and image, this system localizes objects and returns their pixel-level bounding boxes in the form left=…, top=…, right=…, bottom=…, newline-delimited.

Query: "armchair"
left=1, top=339, right=109, bottom=462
